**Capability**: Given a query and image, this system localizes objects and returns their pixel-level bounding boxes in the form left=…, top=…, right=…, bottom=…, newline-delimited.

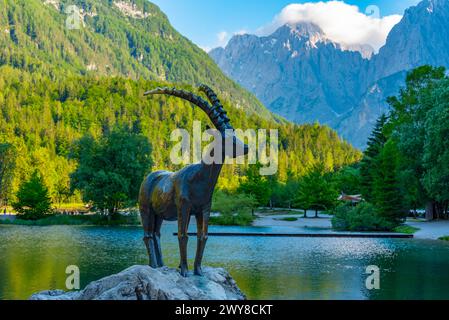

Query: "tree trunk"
left=436, top=201, right=446, bottom=220
left=304, top=209, right=307, bottom=218
left=425, top=201, right=435, bottom=221
left=315, top=210, right=318, bottom=218
left=444, top=201, right=449, bottom=220
left=108, top=207, right=117, bottom=222
left=436, top=202, right=441, bottom=220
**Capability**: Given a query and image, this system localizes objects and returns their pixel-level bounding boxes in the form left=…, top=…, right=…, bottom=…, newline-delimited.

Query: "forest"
left=332, top=66, right=449, bottom=231
left=2, top=65, right=448, bottom=230
left=0, top=0, right=363, bottom=225
left=0, top=66, right=361, bottom=217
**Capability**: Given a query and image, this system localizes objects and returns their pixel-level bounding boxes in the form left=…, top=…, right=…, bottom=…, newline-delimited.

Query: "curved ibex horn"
left=144, top=86, right=230, bottom=132
left=198, top=85, right=232, bottom=128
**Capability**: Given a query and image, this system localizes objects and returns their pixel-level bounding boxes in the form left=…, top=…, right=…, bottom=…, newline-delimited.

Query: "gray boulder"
left=30, top=266, right=246, bottom=300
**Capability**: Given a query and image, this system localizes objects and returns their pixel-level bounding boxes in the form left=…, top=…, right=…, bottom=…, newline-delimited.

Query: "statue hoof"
left=194, top=267, right=203, bottom=276
left=180, top=267, right=189, bottom=278
left=180, top=271, right=188, bottom=277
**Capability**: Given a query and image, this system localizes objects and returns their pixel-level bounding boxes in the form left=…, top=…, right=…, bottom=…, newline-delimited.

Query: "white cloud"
left=200, top=30, right=250, bottom=52
left=198, top=32, right=229, bottom=52
left=217, top=31, right=230, bottom=47
left=234, top=29, right=249, bottom=36
left=199, top=45, right=212, bottom=53
left=256, top=1, right=403, bottom=52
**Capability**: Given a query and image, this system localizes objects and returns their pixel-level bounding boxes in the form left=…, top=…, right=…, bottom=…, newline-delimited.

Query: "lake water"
left=1, top=224, right=449, bottom=300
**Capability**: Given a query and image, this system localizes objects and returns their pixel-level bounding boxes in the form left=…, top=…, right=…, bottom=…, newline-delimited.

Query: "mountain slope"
left=0, top=0, right=272, bottom=118
left=338, top=0, right=449, bottom=147
left=210, top=0, right=449, bottom=148
left=371, top=0, right=449, bottom=81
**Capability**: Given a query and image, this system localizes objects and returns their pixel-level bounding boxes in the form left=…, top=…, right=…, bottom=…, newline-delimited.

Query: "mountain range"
left=210, top=0, right=449, bottom=148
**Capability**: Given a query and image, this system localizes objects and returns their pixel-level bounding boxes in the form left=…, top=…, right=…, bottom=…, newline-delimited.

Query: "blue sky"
left=151, top=0, right=421, bottom=50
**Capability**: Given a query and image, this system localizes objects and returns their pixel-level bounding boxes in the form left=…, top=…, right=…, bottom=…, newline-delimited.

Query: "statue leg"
left=178, top=204, right=191, bottom=277
left=154, top=216, right=164, bottom=268
left=141, top=209, right=158, bottom=268
left=194, top=210, right=209, bottom=276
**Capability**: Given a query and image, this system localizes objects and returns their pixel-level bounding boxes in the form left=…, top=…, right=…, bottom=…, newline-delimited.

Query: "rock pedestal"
left=30, top=265, right=246, bottom=300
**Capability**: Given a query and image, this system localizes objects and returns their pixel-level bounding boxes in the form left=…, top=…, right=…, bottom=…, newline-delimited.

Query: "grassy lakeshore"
left=0, top=211, right=255, bottom=227
left=0, top=214, right=141, bottom=226
left=393, top=225, right=421, bottom=235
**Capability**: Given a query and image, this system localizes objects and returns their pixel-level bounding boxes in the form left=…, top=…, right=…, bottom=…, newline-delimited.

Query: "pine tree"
left=372, top=141, right=406, bottom=225
left=360, top=114, right=388, bottom=201
left=13, top=170, right=53, bottom=220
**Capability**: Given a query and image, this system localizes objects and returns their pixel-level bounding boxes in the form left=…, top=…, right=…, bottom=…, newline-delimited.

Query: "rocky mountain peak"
left=402, top=0, right=448, bottom=22
left=424, top=0, right=448, bottom=12
left=283, top=22, right=325, bottom=38
left=274, top=22, right=330, bottom=51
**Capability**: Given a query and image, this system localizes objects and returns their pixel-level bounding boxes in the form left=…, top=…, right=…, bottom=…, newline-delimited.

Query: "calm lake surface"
left=1, top=223, right=449, bottom=300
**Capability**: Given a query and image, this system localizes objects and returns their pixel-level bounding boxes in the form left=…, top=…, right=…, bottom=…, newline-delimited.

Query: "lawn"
left=257, top=208, right=302, bottom=216
left=393, top=225, right=420, bottom=235
left=276, top=217, right=299, bottom=222
left=54, top=203, right=89, bottom=212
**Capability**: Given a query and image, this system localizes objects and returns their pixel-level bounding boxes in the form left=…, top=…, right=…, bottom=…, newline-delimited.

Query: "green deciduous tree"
left=71, top=126, right=152, bottom=216
left=421, top=80, right=449, bottom=216
left=388, top=65, right=447, bottom=220
left=13, top=170, right=52, bottom=220
left=238, top=163, right=272, bottom=207
left=270, top=175, right=300, bottom=208
left=295, top=165, right=338, bottom=217
left=0, top=143, right=16, bottom=207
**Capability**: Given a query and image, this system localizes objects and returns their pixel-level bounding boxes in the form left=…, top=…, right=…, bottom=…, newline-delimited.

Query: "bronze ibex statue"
left=139, top=85, right=249, bottom=277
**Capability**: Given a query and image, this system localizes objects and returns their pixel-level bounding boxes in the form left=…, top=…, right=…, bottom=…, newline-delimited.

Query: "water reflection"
left=0, top=225, right=448, bottom=300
